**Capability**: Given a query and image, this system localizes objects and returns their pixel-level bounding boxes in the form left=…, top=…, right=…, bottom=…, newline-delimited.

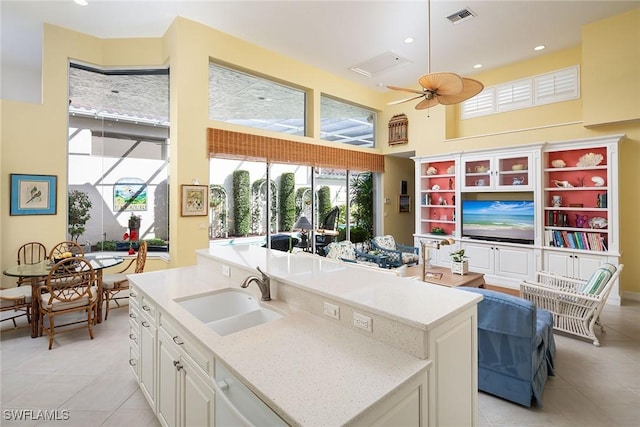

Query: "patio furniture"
left=16, top=242, right=47, bottom=287
left=264, top=234, right=299, bottom=252
left=0, top=286, right=32, bottom=327
left=315, top=206, right=339, bottom=255
left=49, top=241, right=84, bottom=261
left=520, top=263, right=623, bottom=346
left=103, top=242, right=148, bottom=320
left=370, top=235, right=419, bottom=268
left=38, top=257, right=99, bottom=350
left=458, top=286, right=556, bottom=407
left=324, top=240, right=388, bottom=268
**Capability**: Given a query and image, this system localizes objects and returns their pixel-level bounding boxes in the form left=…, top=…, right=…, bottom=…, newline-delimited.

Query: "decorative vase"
left=128, top=217, right=141, bottom=231
left=451, top=260, right=468, bottom=275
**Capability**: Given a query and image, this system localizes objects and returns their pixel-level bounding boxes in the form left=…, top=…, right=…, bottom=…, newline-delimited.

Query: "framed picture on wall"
left=181, top=185, right=209, bottom=216
left=399, top=195, right=411, bottom=213
left=10, top=174, right=57, bottom=215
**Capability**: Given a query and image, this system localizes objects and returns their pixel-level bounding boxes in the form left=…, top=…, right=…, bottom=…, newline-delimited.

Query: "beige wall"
left=1, top=11, right=638, bottom=298
left=381, top=156, right=416, bottom=247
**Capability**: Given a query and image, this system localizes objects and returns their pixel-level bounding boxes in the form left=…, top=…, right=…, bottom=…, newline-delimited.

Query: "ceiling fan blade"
left=418, top=72, right=464, bottom=95
left=415, top=97, right=440, bottom=110
left=438, top=78, right=485, bottom=105
left=387, top=85, right=424, bottom=95
left=387, top=95, right=424, bottom=105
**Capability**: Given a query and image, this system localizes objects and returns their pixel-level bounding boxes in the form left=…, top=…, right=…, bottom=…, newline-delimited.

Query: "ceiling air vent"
left=349, top=51, right=411, bottom=78
left=446, top=8, right=476, bottom=24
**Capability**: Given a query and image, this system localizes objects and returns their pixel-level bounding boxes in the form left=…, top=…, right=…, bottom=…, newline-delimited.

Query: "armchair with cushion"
left=370, top=235, right=419, bottom=268
left=458, top=286, right=556, bottom=407
left=324, top=241, right=388, bottom=268
left=520, top=263, right=623, bottom=346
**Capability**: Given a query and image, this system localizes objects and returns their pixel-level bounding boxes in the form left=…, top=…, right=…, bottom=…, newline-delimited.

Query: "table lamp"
left=293, top=216, right=312, bottom=250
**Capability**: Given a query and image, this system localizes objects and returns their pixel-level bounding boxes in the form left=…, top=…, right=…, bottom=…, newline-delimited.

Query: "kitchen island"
left=128, top=246, right=482, bottom=426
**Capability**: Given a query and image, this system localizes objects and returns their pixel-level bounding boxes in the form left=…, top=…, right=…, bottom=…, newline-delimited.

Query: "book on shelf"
left=546, top=229, right=606, bottom=252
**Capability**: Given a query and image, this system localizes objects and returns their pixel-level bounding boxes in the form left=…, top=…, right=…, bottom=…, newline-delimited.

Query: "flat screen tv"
left=461, top=200, right=535, bottom=244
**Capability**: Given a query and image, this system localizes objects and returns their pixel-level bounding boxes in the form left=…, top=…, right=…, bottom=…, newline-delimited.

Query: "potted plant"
left=450, top=248, right=468, bottom=275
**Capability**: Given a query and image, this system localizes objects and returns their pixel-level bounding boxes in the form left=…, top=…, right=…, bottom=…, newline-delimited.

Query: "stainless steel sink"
left=175, top=288, right=283, bottom=336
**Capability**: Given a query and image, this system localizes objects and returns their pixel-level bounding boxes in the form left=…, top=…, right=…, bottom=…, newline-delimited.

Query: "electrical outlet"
left=323, top=302, right=340, bottom=320
left=222, top=264, right=231, bottom=277
left=353, top=312, right=372, bottom=332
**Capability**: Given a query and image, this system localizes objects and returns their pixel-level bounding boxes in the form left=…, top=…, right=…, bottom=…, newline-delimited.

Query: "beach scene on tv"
left=462, top=200, right=535, bottom=242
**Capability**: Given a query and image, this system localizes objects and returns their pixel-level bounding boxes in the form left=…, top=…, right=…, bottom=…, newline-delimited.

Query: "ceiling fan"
left=387, top=0, right=483, bottom=110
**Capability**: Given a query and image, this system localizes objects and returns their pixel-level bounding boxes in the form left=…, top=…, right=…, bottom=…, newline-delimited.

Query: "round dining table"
left=3, top=255, right=124, bottom=338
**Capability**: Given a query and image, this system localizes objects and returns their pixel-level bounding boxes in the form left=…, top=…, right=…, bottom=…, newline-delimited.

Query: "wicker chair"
left=16, top=242, right=47, bottom=287
left=48, top=241, right=84, bottom=261
left=520, top=263, right=623, bottom=346
left=0, top=286, right=32, bottom=327
left=38, top=257, right=98, bottom=350
left=102, top=241, right=147, bottom=320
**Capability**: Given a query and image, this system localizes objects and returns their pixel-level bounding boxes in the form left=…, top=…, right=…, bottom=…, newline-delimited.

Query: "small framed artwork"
left=10, top=174, right=57, bottom=215
left=181, top=185, right=209, bottom=216
left=399, top=195, right=411, bottom=213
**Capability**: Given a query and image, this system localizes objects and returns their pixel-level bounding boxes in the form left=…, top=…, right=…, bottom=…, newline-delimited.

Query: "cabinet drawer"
left=159, top=312, right=213, bottom=375
left=140, top=295, right=157, bottom=324
left=128, top=287, right=140, bottom=308
left=128, top=320, right=140, bottom=348
left=129, top=305, right=141, bottom=326
left=129, top=346, right=139, bottom=380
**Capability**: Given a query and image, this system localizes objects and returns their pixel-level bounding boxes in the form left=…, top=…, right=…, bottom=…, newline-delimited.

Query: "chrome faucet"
left=240, top=266, right=271, bottom=301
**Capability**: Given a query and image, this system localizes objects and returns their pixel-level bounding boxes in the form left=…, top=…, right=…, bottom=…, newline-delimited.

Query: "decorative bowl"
left=431, top=184, right=440, bottom=191
left=551, top=159, right=566, bottom=168
left=577, top=152, right=603, bottom=167
left=475, top=165, right=488, bottom=173
left=426, top=166, right=438, bottom=175
left=511, top=164, right=526, bottom=171
left=446, top=165, right=455, bottom=174
left=591, top=176, right=605, bottom=187
left=589, top=216, right=608, bottom=229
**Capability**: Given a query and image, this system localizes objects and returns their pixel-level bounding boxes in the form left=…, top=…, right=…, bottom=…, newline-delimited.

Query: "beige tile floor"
left=1, top=299, right=639, bottom=426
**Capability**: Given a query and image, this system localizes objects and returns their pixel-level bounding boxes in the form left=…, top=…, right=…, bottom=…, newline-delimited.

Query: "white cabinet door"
left=462, top=242, right=493, bottom=275
left=464, top=241, right=533, bottom=280
left=544, top=250, right=606, bottom=280
left=139, top=318, right=156, bottom=408
left=494, top=245, right=534, bottom=279
left=157, top=330, right=180, bottom=427
left=183, top=356, right=215, bottom=427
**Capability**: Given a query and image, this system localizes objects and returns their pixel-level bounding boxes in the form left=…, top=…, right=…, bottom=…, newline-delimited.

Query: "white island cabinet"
left=128, top=246, right=481, bottom=426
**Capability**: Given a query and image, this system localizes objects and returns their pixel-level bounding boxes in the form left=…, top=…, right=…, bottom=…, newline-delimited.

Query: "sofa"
left=458, top=287, right=556, bottom=407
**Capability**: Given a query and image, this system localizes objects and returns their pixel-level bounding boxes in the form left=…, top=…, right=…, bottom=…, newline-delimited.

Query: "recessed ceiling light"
left=404, top=37, right=415, bottom=44
left=473, top=64, right=483, bottom=69
left=74, top=0, right=88, bottom=5
left=534, top=45, right=545, bottom=51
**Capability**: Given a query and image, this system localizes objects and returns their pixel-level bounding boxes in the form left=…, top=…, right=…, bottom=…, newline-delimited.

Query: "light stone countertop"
left=129, top=246, right=480, bottom=426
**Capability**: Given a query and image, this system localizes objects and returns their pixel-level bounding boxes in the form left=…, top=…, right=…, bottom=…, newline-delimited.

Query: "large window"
left=320, top=95, right=375, bottom=148
left=208, top=63, right=306, bottom=136
left=68, top=64, right=169, bottom=250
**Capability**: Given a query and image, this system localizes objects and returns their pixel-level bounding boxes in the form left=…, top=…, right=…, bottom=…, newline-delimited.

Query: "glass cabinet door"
left=495, top=153, right=532, bottom=190
left=461, top=156, right=492, bottom=191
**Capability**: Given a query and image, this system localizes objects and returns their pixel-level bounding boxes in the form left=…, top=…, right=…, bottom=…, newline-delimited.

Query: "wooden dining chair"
left=0, top=286, right=32, bottom=328
left=48, top=241, right=84, bottom=261
left=38, top=257, right=98, bottom=350
left=103, top=241, right=147, bottom=320
left=16, top=242, right=47, bottom=287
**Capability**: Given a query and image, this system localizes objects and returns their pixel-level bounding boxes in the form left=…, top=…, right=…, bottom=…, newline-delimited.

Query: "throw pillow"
left=582, top=263, right=617, bottom=295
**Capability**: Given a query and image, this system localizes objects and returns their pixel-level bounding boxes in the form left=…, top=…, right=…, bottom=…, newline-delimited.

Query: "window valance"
left=207, top=128, right=384, bottom=173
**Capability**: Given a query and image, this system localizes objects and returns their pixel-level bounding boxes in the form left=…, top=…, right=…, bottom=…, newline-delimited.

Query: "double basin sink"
left=175, top=288, right=283, bottom=336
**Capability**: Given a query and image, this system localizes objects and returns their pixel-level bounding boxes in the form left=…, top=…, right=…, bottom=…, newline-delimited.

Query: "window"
left=462, top=65, right=580, bottom=119
left=320, top=95, right=375, bottom=148
left=208, top=63, right=306, bottom=136
left=68, top=64, right=169, bottom=249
